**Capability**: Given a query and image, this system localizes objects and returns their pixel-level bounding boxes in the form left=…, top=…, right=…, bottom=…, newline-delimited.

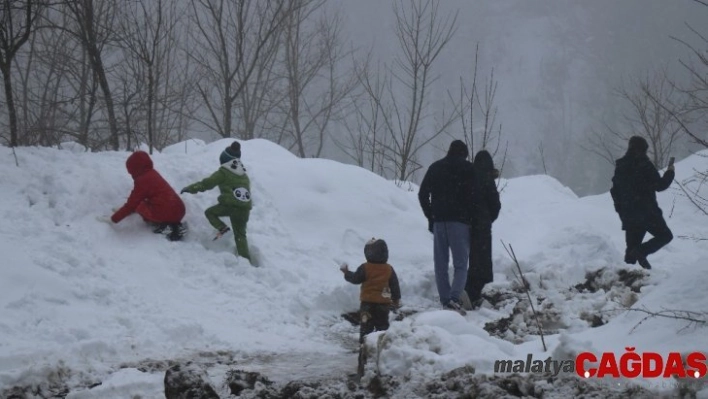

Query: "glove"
left=180, top=188, right=189, bottom=194
left=96, top=215, right=113, bottom=224
left=339, top=263, right=349, bottom=273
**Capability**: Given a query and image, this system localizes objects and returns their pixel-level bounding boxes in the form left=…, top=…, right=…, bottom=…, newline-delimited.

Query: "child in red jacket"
left=110, top=151, right=187, bottom=241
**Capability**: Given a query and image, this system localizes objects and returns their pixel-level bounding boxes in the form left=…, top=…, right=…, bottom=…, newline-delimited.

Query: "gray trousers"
left=433, top=221, right=470, bottom=305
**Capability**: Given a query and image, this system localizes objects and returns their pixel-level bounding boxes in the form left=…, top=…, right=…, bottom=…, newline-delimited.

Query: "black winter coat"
left=418, top=155, right=476, bottom=225
left=610, top=154, right=674, bottom=229
left=472, top=152, right=501, bottom=228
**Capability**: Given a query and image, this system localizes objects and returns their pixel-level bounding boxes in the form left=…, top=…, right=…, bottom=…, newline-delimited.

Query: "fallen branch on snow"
left=676, top=181, right=708, bottom=217
left=501, top=241, right=547, bottom=352
left=677, top=235, right=708, bottom=242
left=625, top=305, right=708, bottom=334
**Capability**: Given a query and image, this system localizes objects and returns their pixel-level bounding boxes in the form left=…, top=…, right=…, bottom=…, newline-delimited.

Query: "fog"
left=331, top=0, right=707, bottom=195
left=1, top=0, right=705, bottom=196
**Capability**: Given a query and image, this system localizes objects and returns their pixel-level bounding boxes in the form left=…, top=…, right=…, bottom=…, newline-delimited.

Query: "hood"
left=221, top=159, right=246, bottom=176
left=625, top=135, right=649, bottom=158
left=474, top=150, right=496, bottom=177
left=447, top=140, right=469, bottom=159
left=126, top=151, right=153, bottom=178
left=364, top=238, right=388, bottom=264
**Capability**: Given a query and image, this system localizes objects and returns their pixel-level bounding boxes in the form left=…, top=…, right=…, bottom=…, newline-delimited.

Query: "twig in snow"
left=12, top=146, right=19, bottom=167
left=677, top=181, right=708, bottom=217
left=677, top=235, right=708, bottom=242
left=501, top=240, right=547, bottom=351
left=669, top=196, right=676, bottom=218
left=625, top=305, right=708, bottom=334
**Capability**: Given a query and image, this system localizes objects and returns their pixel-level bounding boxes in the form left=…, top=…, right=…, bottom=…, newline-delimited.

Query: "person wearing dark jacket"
left=418, top=140, right=476, bottom=313
left=610, top=136, right=675, bottom=270
left=465, top=150, right=501, bottom=308
left=340, top=238, right=401, bottom=343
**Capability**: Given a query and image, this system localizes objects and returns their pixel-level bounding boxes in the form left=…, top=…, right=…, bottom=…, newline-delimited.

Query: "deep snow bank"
left=0, top=141, right=707, bottom=398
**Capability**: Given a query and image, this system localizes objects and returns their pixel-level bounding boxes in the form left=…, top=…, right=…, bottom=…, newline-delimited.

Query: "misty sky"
left=331, top=0, right=706, bottom=195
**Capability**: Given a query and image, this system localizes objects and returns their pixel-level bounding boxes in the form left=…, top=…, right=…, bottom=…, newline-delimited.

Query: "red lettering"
left=575, top=352, right=597, bottom=378
left=597, top=353, right=620, bottom=378
left=619, top=347, right=641, bottom=378
left=686, top=352, right=707, bottom=379
left=642, top=352, right=663, bottom=378
left=663, top=352, right=686, bottom=378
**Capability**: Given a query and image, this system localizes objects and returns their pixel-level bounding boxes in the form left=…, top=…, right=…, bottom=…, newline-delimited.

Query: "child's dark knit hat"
left=220, top=141, right=241, bottom=164
left=364, top=238, right=388, bottom=264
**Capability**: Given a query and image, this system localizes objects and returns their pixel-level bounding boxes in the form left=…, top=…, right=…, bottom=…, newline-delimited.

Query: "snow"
left=1, top=139, right=707, bottom=398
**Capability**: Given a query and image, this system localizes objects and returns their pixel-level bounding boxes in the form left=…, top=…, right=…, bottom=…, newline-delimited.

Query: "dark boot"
left=167, top=223, right=187, bottom=241
left=151, top=222, right=169, bottom=234
left=630, top=248, right=652, bottom=270
left=624, top=251, right=637, bottom=265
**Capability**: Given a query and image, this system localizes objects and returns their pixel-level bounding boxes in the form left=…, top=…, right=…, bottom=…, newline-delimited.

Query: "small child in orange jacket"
left=341, top=238, right=401, bottom=343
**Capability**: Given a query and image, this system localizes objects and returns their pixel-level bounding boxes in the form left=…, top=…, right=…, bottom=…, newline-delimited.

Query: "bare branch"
left=355, top=0, right=458, bottom=181
left=501, top=241, right=547, bottom=352
left=625, top=305, right=707, bottom=334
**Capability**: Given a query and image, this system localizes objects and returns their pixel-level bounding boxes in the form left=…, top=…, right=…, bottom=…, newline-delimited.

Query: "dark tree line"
left=0, top=0, right=356, bottom=155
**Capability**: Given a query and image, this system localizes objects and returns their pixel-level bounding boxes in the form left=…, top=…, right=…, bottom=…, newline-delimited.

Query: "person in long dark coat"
left=610, top=136, right=674, bottom=270
left=465, top=150, right=501, bottom=308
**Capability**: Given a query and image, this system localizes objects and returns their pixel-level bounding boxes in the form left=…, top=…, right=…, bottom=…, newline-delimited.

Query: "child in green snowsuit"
left=181, top=141, right=252, bottom=261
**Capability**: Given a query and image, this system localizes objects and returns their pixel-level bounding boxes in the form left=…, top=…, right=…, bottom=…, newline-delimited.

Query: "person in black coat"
left=418, top=140, right=476, bottom=312
left=464, top=150, right=501, bottom=308
left=610, top=136, right=674, bottom=270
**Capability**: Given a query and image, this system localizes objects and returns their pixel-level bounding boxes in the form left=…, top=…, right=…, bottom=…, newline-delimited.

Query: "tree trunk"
left=92, top=57, right=120, bottom=150
left=83, top=20, right=119, bottom=150
left=223, top=89, right=232, bottom=138
left=1, top=64, right=20, bottom=146
left=147, top=65, right=155, bottom=153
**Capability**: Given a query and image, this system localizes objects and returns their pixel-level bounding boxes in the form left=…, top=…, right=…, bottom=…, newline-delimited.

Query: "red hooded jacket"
left=111, top=151, right=186, bottom=224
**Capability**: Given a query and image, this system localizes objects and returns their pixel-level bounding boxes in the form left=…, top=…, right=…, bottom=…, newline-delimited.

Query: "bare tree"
left=584, top=70, right=685, bottom=167
left=0, top=0, right=44, bottom=146
left=154, top=44, right=198, bottom=149
left=66, top=37, right=100, bottom=149
left=40, top=7, right=103, bottom=149
left=459, top=43, right=503, bottom=159
left=279, top=0, right=356, bottom=158
left=63, top=0, right=120, bottom=150
left=582, top=124, right=621, bottom=166
left=667, top=2, right=708, bottom=148
left=334, top=57, right=389, bottom=174
left=116, top=0, right=182, bottom=153
left=10, top=6, right=108, bottom=150
left=13, top=23, right=69, bottom=147
left=233, top=6, right=282, bottom=141
left=114, top=53, right=143, bottom=150
left=188, top=0, right=288, bottom=139
left=358, top=0, right=458, bottom=181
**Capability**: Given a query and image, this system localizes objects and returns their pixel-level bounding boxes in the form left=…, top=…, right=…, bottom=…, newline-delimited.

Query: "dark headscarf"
left=473, top=150, right=499, bottom=180
left=625, top=136, right=649, bottom=158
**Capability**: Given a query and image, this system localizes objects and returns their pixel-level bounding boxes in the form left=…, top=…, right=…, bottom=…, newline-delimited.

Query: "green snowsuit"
left=183, top=159, right=252, bottom=260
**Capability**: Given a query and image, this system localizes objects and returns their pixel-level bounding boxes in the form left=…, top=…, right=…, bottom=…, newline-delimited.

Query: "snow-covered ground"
left=0, top=139, right=707, bottom=398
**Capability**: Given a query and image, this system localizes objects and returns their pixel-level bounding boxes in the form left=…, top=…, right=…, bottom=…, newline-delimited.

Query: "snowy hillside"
left=0, top=140, right=707, bottom=398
